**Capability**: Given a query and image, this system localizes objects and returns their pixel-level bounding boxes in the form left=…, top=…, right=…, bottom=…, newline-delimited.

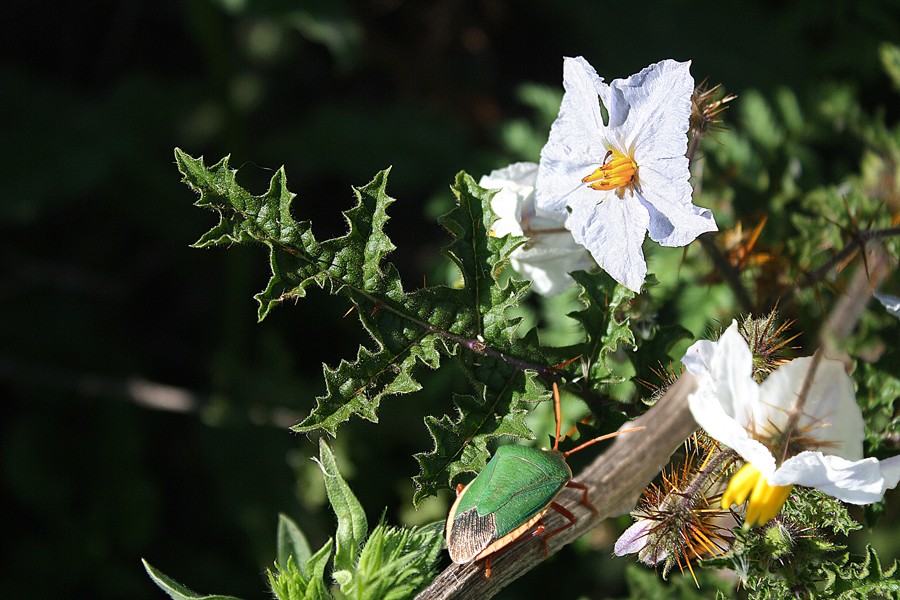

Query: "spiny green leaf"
left=142, top=559, right=243, bottom=600
left=413, top=369, right=549, bottom=504
left=826, top=545, right=900, bottom=598
left=176, top=149, right=400, bottom=320
left=564, top=270, right=636, bottom=388
left=277, top=513, right=312, bottom=570
left=409, top=174, right=550, bottom=503
left=785, top=488, right=861, bottom=537
left=316, top=439, right=367, bottom=577
left=180, top=152, right=555, bottom=498
left=439, top=171, right=527, bottom=341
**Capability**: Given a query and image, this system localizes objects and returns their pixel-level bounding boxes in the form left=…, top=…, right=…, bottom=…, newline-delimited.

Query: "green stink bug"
left=445, top=383, right=642, bottom=576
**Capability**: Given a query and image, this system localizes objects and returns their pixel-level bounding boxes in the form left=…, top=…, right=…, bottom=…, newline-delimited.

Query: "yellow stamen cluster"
left=582, top=149, right=637, bottom=192
left=721, top=463, right=793, bottom=528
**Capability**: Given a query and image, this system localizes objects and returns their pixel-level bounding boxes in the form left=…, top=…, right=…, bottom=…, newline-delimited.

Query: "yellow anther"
left=582, top=149, right=637, bottom=191
left=721, top=463, right=793, bottom=528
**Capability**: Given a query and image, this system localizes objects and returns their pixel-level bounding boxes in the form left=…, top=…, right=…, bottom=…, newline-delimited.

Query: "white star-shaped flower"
left=682, top=321, right=900, bottom=526
left=480, top=162, right=595, bottom=296
left=537, top=57, right=717, bottom=292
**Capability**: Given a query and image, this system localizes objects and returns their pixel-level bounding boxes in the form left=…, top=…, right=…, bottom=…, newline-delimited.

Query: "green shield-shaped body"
left=445, top=445, right=572, bottom=563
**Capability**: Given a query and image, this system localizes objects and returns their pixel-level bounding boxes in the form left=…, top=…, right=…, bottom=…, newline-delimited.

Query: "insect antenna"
left=550, top=383, right=644, bottom=457
left=553, top=382, right=563, bottom=451
left=562, top=426, right=645, bottom=458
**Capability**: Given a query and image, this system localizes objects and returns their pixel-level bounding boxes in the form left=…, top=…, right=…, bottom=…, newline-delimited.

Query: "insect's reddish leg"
left=480, top=520, right=548, bottom=578
left=541, top=502, right=578, bottom=555
left=565, top=480, right=598, bottom=515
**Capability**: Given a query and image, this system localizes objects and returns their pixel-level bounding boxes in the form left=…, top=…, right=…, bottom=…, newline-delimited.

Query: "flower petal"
left=480, top=162, right=594, bottom=296
left=600, top=60, right=716, bottom=246
left=536, top=57, right=607, bottom=215
left=685, top=322, right=777, bottom=475
left=639, top=182, right=718, bottom=247
left=874, top=291, right=900, bottom=318
left=606, top=60, right=693, bottom=157
left=706, top=323, right=756, bottom=424
left=481, top=162, right=539, bottom=237
left=880, top=455, right=900, bottom=489
left=757, top=356, right=864, bottom=461
left=771, top=451, right=889, bottom=504
left=614, top=519, right=652, bottom=557
left=689, top=384, right=777, bottom=476
left=681, top=340, right=717, bottom=381
left=566, top=192, right=649, bottom=292
left=510, top=235, right=595, bottom=296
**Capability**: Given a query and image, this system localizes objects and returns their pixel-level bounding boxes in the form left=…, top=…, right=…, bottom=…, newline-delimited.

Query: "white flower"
left=874, top=291, right=900, bottom=318
left=536, top=57, right=717, bottom=293
left=682, top=321, right=900, bottom=526
left=480, top=162, right=595, bottom=296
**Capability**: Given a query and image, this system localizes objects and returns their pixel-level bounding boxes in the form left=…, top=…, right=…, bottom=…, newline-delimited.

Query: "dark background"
left=3, top=1, right=900, bottom=598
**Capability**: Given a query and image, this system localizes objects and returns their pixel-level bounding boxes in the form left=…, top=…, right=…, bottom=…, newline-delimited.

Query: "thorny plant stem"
left=779, top=349, right=823, bottom=466
left=779, top=226, right=900, bottom=307
left=679, top=445, right=735, bottom=500
left=698, top=233, right=755, bottom=313
left=687, top=121, right=755, bottom=314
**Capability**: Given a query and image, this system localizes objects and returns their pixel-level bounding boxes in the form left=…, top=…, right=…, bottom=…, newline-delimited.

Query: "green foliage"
left=338, top=522, right=444, bottom=600
left=170, top=30, right=900, bottom=599
left=824, top=545, right=900, bottom=599
left=857, top=360, right=900, bottom=454
left=178, top=149, right=641, bottom=505
left=617, top=564, right=732, bottom=599
left=146, top=440, right=443, bottom=600
left=268, top=543, right=334, bottom=600
left=880, top=42, right=900, bottom=94
left=317, top=438, right=368, bottom=583
left=413, top=369, right=549, bottom=504
left=698, top=489, right=900, bottom=598
left=143, top=560, right=242, bottom=600
left=564, top=270, right=635, bottom=390
left=270, top=440, right=444, bottom=600
left=277, top=513, right=313, bottom=569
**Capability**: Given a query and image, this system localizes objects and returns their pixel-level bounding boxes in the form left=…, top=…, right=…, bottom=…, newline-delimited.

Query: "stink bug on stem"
left=445, top=383, right=644, bottom=577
